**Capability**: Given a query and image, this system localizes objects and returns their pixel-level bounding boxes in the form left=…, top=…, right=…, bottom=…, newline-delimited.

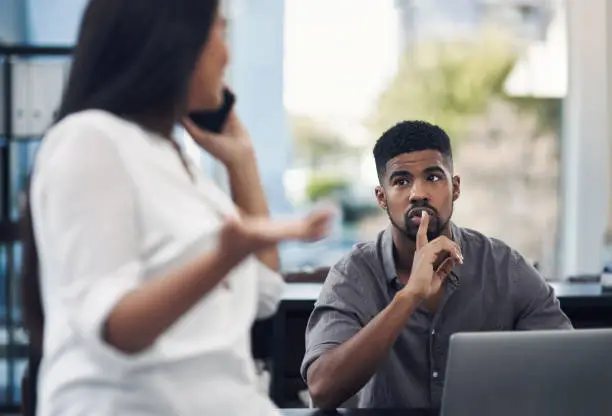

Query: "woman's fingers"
left=223, top=209, right=334, bottom=253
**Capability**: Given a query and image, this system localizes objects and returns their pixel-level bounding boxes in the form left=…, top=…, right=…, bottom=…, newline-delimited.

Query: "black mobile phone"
left=188, top=88, right=236, bottom=133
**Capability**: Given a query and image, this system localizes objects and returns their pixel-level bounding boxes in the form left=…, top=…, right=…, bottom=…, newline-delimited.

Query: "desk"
left=280, top=410, right=437, bottom=416
left=548, top=283, right=612, bottom=328
left=276, top=282, right=612, bottom=327
left=280, top=281, right=612, bottom=307
left=255, top=282, right=612, bottom=407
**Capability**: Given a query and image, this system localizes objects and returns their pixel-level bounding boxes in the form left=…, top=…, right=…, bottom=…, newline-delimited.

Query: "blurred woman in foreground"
left=20, top=0, right=331, bottom=415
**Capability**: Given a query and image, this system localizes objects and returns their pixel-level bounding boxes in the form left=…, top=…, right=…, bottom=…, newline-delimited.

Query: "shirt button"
left=433, top=371, right=439, bottom=379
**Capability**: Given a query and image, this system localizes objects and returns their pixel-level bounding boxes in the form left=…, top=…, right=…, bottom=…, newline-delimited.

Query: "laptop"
left=440, top=329, right=612, bottom=416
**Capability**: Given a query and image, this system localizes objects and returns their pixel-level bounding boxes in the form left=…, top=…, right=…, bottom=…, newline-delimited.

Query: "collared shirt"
left=31, top=110, right=283, bottom=416
left=301, top=224, right=572, bottom=409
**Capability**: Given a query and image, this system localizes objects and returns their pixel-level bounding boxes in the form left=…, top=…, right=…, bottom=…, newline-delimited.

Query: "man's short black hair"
left=373, top=120, right=453, bottom=180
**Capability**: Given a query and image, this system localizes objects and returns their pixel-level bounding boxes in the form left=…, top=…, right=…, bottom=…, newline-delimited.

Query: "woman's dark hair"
left=20, top=0, right=219, bottom=354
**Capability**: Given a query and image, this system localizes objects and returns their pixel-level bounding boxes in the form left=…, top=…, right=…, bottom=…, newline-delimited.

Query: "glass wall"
left=280, top=0, right=566, bottom=279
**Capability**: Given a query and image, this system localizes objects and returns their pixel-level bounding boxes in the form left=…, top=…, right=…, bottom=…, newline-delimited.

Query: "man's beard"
left=387, top=205, right=452, bottom=242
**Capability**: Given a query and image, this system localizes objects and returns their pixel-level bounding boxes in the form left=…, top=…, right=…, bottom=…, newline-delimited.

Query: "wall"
left=25, top=0, right=88, bottom=44
left=607, top=0, right=612, bottom=268
left=559, top=0, right=610, bottom=277
left=224, top=0, right=292, bottom=214
left=0, top=0, right=27, bottom=43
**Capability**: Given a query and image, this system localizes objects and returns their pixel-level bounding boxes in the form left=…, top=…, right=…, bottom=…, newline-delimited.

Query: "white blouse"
left=30, top=110, right=284, bottom=416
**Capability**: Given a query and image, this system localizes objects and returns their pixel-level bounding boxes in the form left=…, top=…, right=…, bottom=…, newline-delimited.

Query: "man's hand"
left=402, top=211, right=463, bottom=300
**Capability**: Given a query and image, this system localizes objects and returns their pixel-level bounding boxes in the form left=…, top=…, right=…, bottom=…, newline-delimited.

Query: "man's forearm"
left=307, top=291, right=420, bottom=409
left=226, top=154, right=279, bottom=271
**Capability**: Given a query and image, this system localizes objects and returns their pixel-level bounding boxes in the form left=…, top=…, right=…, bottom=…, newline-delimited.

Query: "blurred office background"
left=0, top=0, right=611, bottom=410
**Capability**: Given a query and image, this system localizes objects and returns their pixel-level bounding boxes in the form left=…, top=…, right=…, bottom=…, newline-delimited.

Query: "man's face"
left=375, top=150, right=460, bottom=241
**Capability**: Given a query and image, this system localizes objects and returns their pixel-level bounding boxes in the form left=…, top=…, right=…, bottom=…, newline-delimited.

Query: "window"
left=278, top=0, right=567, bottom=277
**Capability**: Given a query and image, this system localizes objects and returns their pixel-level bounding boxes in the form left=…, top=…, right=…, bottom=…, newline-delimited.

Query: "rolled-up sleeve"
left=511, top=253, right=573, bottom=330
left=255, top=261, right=285, bottom=319
left=300, top=262, right=370, bottom=383
left=31, top=124, right=145, bottom=366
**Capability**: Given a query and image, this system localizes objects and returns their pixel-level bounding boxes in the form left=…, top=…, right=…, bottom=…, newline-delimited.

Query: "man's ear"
left=452, top=175, right=461, bottom=202
left=375, top=186, right=387, bottom=210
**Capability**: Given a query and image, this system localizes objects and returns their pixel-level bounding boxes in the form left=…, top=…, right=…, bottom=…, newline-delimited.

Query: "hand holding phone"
left=182, top=88, right=253, bottom=167
left=188, top=88, right=236, bottom=133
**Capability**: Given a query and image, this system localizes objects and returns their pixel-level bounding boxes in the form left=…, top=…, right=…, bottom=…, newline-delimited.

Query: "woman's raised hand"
left=218, top=209, right=334, bottom=259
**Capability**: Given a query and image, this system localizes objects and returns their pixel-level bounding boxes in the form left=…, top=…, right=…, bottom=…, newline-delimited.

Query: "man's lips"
left=411, top=216, right=423, bottom=225
left=407, top=208, right=436, bottom=225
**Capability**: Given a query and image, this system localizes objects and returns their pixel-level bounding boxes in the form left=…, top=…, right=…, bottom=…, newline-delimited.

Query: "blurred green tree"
left=366, top=27, right=561, bottom=145
left=305, top=175, right=348, bottom=202
left=290, top=115, right=356, bottom=169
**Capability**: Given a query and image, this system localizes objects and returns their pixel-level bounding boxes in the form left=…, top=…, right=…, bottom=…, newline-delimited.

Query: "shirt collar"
left=380, top=223, right=464, bottom=289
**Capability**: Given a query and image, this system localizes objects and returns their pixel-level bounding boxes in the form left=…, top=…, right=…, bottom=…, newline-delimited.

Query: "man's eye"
left=428, top=174, right=441, bottom=182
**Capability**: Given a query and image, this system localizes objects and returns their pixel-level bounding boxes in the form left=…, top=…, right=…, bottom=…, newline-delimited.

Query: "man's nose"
left=409, top=180, right=430, bottom=203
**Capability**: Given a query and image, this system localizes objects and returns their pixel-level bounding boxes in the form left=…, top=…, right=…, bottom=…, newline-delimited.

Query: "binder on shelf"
left=1, top=58, right=71, bottom=139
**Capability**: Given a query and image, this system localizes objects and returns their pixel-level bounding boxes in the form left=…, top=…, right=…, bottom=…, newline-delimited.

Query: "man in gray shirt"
left=301, top=120, right=572, bottom=410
